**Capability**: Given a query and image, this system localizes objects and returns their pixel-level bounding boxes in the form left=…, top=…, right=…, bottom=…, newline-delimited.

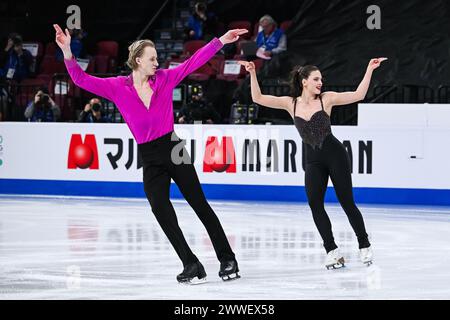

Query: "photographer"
left=78, top=97, right=111, bottom=123
left=0, top=33, right=33, bottom=82
left=24, top=88, right=61, bottom=122
left=177, top=91, right=221, bottom=124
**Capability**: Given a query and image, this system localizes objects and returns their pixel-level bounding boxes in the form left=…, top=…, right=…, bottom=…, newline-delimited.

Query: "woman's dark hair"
left=290, top=65, right=320, bottom=102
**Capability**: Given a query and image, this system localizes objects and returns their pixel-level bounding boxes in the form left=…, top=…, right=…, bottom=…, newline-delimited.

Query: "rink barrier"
left=2, top=115, right=450, bottom=206
left=1, top=179, right=450, bottom=206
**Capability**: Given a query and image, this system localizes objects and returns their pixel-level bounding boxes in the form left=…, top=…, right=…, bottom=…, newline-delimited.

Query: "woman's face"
left=302, top=70, right=323, bottom=95
left=136, top=46, right=159, bottom=76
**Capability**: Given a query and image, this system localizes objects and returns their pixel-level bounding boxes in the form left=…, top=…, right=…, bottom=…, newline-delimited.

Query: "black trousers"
left=304, top=134, right=370, bottom=253
left=138, top=131, right=235, bottom=267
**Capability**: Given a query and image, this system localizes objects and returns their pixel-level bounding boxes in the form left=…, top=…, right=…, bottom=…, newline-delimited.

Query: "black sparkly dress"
left=293, top=95, right=370, bottom=253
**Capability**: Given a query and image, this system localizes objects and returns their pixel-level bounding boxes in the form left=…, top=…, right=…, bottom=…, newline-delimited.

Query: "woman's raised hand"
left=238, top=61, right=256, bottom=73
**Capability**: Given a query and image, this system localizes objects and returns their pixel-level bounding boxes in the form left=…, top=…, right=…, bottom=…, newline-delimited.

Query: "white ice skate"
left=325, top=248, right=345, bottom=270
left=359, top=246, right=373, bottom=266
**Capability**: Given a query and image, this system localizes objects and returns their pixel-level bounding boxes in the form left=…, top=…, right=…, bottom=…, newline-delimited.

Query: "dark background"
left=1, top=0, right=448, bottom=86
left=1, top=0, right=448, bottom=124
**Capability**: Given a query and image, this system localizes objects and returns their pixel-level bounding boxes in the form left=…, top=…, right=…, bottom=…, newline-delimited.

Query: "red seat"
left=228, top=21, right=252, bottom=39
left=209, top=55, right=224, bottom=74
left=54, top=94, right=74, bottom=121
left=252, top=58, right=265, bottom=71
left=108, top=58, right=117, bottom=73
left=20, top=78, right=48, bottom=87
left=280, top=20, right=293, bottom=32
left=45, top=42, right=58, bottom=57
left=183, top=40, right=207, bottom=56
left=39, top=55, right=66, bottom=75
left=94, top=41, right=119, bottom=73
left=36, top=74, right=52, bottom=84
left=95, top=55, right=109, bottom=73
left=187, top=54, right=225, bottom=81
left=86, top=58, right=95, bottom=73
left=96, top=41, right=119, bottom=58
left=187, top=62, right=216, bottom=81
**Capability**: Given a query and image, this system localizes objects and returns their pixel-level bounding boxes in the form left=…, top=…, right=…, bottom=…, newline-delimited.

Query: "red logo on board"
left=203, top=136, right=236, bottom=173
left=67, top=134, right=99, bottom=169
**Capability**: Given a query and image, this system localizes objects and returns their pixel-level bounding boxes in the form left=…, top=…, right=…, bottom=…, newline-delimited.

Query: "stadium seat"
left=280, top=20, right=293, bottom=32
left=228, top=21, right=252, bottom=39
left=183, top=40, right=207, bottom=56
left=96, top=41, right=119, bottom=58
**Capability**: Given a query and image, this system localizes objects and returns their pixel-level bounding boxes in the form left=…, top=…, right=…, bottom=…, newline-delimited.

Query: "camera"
left=36, top=93, right=50, bottom=108
left=91, top=103, right=101, bottom=112
left=39, top=94, right=49, bottom=104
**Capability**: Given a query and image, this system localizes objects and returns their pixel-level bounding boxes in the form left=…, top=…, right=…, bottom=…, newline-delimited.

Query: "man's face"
left=260, top=20, right=275, bottom=35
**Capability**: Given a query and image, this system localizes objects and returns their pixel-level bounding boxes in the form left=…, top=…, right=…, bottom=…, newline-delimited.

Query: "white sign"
left=169, top=62, right=181, bottom=69
left=54, top=81, right=69, bottom=95
left=6, top=68, right=15, bottom=79
left=256, top=47, right=271, bottom=60
left=76, top=58, right=90, bottom=72
left=22, top=43, right=39, bottom=57
left=223, top=60, right=241, bottom=75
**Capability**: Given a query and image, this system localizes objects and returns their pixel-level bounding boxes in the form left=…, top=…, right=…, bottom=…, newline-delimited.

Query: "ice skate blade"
left=221, top=272, right=241, bottom=282
left=178, top=277, right=208, bottom=285
left=363, top=260, right=373, bottom=267
left=326, top=263, right=345, bottom=270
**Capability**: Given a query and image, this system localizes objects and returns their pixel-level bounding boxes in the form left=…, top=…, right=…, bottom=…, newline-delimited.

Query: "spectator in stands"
left=78, top=97, right=112, bottom=123
left=177, top=91, right=221, bottom=124
left=185, top=2, right=218, bottom=41
left=0, top=33, right=33, bottom=82
left=56, top=28, right=86, bottom=61
left=255, top=15, right=287, bottom=58
left=24, top=87, right=61, bottom=122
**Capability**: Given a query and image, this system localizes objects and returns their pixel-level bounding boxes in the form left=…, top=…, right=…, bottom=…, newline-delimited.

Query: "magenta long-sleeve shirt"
left=64, top=38, right=223, bottom=144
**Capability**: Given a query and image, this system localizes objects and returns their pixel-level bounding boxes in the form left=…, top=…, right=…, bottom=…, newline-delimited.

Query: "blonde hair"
left=126, top=39, right=155, bottom=70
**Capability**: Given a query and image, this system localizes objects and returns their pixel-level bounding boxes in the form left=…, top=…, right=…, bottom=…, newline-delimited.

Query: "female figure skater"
left=54, top=24, right=247, bottom=283
left=240, top=58, right=386, bottom=269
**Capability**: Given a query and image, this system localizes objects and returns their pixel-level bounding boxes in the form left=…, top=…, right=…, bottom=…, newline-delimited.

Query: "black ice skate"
left=219, top=260, right=240, bottom=281
left=177, top=261, right=207, bottom=285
